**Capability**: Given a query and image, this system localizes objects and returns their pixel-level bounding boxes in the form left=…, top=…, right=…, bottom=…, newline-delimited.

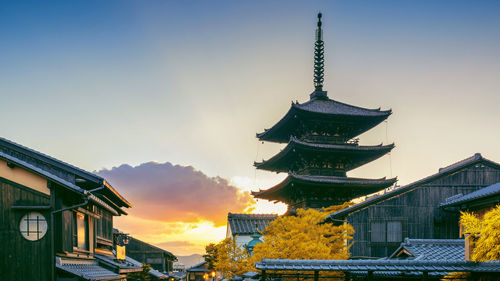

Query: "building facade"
left=0, top=137, right=137, bottom=281
left=327, top=153, right=500, bottom=258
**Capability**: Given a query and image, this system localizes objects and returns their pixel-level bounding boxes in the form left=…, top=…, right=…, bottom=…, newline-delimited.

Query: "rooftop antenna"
left=311, top=12, right=327, bottom=99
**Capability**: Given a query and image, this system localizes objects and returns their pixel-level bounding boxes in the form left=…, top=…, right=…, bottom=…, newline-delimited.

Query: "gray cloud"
left=97, top=162, right=254, bottom=226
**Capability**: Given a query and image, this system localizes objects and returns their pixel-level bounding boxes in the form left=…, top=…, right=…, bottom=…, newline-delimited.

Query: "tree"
left=128, top=263, right=152, bottom=281
left=442, top=205, right=500, bottom=281
left=209, top=204, right=353, bottom=278
left=213, top=237, right=253, bottom=278
left=460, top=205, right=500, bottom=261
left=252, top=203, right=354, bottom=261
left=204, top=243, right=218, bottom=270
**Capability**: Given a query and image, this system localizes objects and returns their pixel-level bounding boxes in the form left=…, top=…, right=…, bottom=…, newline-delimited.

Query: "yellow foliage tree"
left=460, top=205, right=500, bottom=261
left=209, top=203, right=353, bottom=278
left=442, top=205, right=500, bottom=281
left=252, top=203, right=354, bottom=261
left=212, top=237, right=253, bottom=278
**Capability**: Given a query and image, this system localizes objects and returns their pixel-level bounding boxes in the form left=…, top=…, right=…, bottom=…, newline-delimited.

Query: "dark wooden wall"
left=0, top=178, right=52, bottom=281
left=347, top=164, right=500, bottom=258
left=127, top=238, right=176, bottom=272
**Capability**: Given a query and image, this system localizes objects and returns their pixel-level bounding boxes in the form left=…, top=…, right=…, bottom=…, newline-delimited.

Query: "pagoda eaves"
left=252, top=173, right=397, bottom=208
left=254, top=137, right=394, bottom=173
left=257, top=98, right=392, bottom=144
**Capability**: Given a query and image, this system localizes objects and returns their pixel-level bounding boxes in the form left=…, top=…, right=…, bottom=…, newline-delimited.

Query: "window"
left=73, top=212, right=88, bottom=250
left=370, top=220, right=403, bottom=243
left=370, top=222, right=386, bottom=242
left=387, top=221, right=402, bottom=242
left=19, top=212, right=48, bottom=241
left=95, top=206, right=113, bottom=241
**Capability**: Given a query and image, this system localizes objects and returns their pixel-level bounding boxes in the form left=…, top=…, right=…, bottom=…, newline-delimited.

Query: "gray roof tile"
left=389, top=238, right=465, bottom=261
left=256, top=259, right=500, bottom=273
left=56, top=257, right=122, bottom=281
left=228, top=213, right=278, bottom=235
left=440, top=182, right=500, bottom=207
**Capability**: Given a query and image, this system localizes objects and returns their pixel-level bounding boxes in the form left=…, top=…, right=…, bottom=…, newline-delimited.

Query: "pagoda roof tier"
left=252, top=173, right=397, bottom=203
left=255, top=137, right=394, bottom=173
left=257, top=96, right=392, bottom=143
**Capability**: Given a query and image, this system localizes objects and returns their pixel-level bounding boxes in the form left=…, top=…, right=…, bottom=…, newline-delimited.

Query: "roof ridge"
left=327, top=153, right=500, bottom=220
left=0, top=136, right=103, bottom=181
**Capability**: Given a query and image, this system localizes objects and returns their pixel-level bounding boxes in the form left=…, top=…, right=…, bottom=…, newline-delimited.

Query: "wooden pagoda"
left=252, top=13, right=397, bottom=213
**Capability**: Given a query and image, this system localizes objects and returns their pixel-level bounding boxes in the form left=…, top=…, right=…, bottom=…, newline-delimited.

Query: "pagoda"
left=252, top=13, right=397, bottom=213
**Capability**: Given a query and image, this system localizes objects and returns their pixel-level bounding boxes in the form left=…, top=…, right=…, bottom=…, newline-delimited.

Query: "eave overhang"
left=257, top=99, right=391, bottom=143
left=252, top=173, right=397, bottom=203
left=255, top=137, right=394, bottom=172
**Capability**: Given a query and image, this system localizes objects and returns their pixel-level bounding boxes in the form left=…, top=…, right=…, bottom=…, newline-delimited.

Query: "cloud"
left=97, top=162, right=254, bottom=226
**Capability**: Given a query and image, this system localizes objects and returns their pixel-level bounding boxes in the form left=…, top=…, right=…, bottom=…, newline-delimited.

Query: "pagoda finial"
left=313, top=12, right=325, bottom=92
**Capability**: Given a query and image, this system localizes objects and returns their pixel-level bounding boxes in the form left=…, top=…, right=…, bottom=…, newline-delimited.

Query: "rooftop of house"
left=0, top=136, right=131, bottom=209
left=440, top=182, right=500, bottom=208
left=255, top=258, right=500, bottom=273
left=388, top=238, right=465, bottom=261
left=227, top=213, right=278, bottom=235
left=327, top=153, right=500, bottom=221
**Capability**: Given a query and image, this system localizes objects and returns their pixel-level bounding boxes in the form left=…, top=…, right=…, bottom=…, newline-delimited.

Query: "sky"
left=1, top=0, right=500, bottom=255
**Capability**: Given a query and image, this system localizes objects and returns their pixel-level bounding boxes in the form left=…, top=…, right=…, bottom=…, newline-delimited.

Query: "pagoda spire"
left=313, top=12, right=325, bottom=92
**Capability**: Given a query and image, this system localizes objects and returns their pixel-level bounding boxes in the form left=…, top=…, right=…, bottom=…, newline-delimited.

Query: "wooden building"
left=0, top=137, right=138, bottom=281
left=440, top=181, right=500, bottom=219
left=252, top=13, right=395, bottom=214
left=125, top=234, right=177, bottom=273
left=186, top=261, right=213, bottom=281
left=326, top=153, right=500, bottom=258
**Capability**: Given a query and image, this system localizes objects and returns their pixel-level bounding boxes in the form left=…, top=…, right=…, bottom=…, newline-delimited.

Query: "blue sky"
left=1, top=0, right=500, bottom=254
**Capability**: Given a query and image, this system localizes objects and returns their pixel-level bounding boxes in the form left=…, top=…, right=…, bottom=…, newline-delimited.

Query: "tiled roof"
left=440, top=182, right=500, bottom=207
left=389, top=238, right=464, bottom=261
left=56, top=257, right=122, bottom=281
left=94, top=253, right=142, bottom=272
left=0, top=151, right=120, bottom=215
left=294, top=98, right=391, bottom=117
left=252, top=174, right=396, bottom=202
left=0, top=136, right=131, bottom=207
left=256, top=98, right=391, bottom=143
left=327, top=153, right=500, bottom=220
left=254, top=137, right=394, bottom=172
left=255, top=259, right=500, bottom=273
left=227, top=213, right=278, bottom=235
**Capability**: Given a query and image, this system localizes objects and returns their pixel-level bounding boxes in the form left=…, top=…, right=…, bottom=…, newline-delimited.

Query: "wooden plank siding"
left=347, top=164, right=500, bottom=258
left=0, top=177, right=52, bottom=281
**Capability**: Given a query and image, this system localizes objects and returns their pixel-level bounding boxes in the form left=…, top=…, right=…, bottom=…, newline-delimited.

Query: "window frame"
left=369, top=218, right=406, bottom=244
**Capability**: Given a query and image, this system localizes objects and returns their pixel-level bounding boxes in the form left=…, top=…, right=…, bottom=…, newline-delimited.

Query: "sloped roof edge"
left=327, top=153, right=500, bottom=220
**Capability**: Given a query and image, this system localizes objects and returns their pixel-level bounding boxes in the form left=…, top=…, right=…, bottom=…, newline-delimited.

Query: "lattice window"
left=19, top=212, right=48, bottom=241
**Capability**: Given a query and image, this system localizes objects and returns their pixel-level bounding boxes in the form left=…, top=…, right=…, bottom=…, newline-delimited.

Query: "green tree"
left=204, top=243, right=218, bottom=270
left=128, top=263, right=152, bottom=281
